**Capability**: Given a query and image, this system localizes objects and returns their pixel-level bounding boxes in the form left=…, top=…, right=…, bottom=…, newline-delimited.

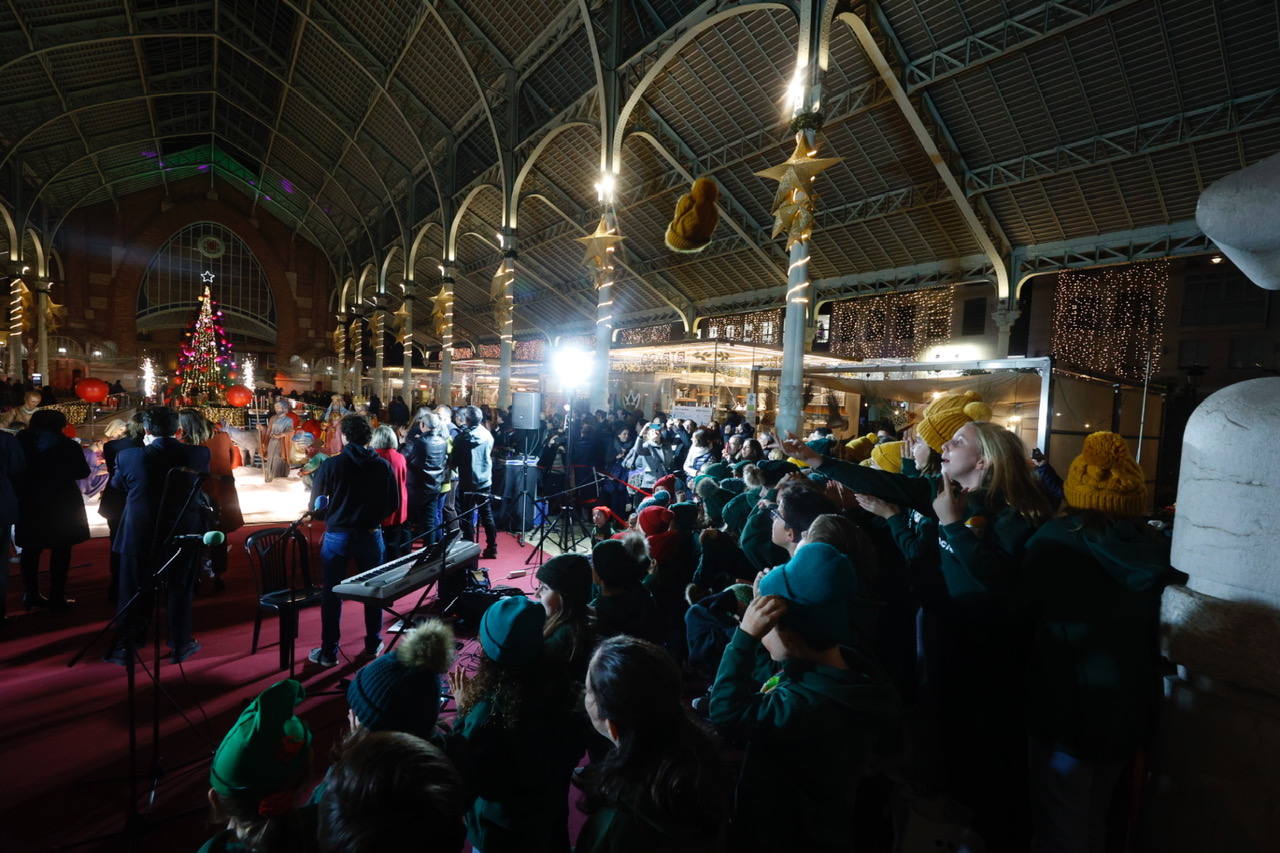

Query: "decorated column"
left=494, top=232, right=516, bottom=409
left=579, top=212, right=624, bottom=412
left=397, top=289, right=413, bottom=404
left=35, top=278, right=48, bottom=383
left=373, top=306, right=381, bottom=399
left=8, top=268, right=22, bottom=378
left=332, top=320, right=346, bottom=395
left=760, top=1, right=838, bottom=438
left=438, top=264, right=456, bottom=404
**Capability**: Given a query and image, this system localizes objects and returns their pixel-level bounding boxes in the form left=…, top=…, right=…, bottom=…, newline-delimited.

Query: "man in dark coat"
left=387, top=395, right=410, bottom=428
left=449, top=405, right=497, bottom=559
left=0, top=430, right=24, bottom=621
left=15, top=410, right=89, bottom=610
left=100, top=412, right=144, bottom=603
left=308, top=414, right=399, bottom=667
left=107, top=407, right=212, bottom=665
left=402, top=409, right=449, bottom=544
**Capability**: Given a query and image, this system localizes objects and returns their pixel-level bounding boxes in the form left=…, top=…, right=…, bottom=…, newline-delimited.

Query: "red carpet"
left=0, top=525, right=549, bottom=852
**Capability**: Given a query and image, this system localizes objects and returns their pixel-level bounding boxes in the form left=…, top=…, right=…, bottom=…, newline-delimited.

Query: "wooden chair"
left=244, top=527, right=323, bottom=672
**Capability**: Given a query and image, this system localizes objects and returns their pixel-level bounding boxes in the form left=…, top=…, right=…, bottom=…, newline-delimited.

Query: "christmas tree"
left=176, top=280, right=236, bottom=399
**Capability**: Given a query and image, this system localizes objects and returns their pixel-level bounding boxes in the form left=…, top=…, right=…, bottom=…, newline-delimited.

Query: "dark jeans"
left=415, top=493, right=446, bottom=545
left=20, top=544, right=72, bottom=602
left=319, top=529, right=385, bottom=654
left=382, top=523, right=410, bottom=559
left=457, top=487, right=497, bottom=552
left=116, top=546, right=200, bottom=649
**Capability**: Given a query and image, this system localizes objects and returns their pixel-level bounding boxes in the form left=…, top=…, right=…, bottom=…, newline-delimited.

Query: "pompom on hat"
left=665, top=177, right=720, bottom=252
left=916, top=390, right=992, bottom=453
left=210, top=680, right=312, bottom=806
left=870, top=441, right=904, bottom=474
left=1064, top=431, right=1147, bottom=516
left=347, top=620, right=454, bottom=741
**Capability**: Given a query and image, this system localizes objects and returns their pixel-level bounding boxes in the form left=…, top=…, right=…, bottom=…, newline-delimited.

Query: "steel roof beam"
left=967, top=88, right=1280, bottom=195
left=901, top=0, right=1146, bottom=92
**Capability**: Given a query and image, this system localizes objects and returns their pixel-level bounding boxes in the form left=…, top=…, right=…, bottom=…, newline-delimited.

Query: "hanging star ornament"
left=755, top=137, right=841, bottom=249
left=577, top=215, right=625, bottom=270
left=201, top=270, right=215, bottom=284
left=429, top=286, right=452, bottom=336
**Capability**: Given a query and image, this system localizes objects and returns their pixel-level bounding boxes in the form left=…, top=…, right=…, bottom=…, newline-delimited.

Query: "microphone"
left=172, top=530, right=226, bottom=546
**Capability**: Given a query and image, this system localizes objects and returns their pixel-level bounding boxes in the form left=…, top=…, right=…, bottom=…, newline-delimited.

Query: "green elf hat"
left=731, top=459, right=752, bottom=473
left=669, top=501, right=701, bottom=533
left=480, top=596, right=545, bottom=666
left=720, top=477, right=747, bottom=496
left=721, top=488, right=759, bottom=534
left=210, top=680, right=313, bottom=810
left=702, top=485, right=733, bottom=527
left=756, top=459, right=799, bottom=487
left=758, top=542, right=856, bottom=648
left=702, top=461, right=732, bottom=481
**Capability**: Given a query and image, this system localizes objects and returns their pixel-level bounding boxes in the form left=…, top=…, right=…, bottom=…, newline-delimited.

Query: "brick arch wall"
left=59, top=175, right=334, bottom=363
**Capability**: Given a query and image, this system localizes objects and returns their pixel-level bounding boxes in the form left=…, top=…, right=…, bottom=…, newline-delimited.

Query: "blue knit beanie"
left=758, top=542, right=855, bottom=648
left=479, top=596, right=545, bottom=666
left=347, top=620, right=454, bottom=740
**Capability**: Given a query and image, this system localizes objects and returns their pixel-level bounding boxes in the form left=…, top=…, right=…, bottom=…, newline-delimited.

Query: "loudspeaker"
left=511, top=391, right=542, bottom=429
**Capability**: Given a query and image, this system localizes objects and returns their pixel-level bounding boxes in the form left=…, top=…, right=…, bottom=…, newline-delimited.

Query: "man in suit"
left=100, top=411, right=145, bottom=604
left=106, top=407, right=212, bottom=665
left=308, top=414, right=399, bottom=668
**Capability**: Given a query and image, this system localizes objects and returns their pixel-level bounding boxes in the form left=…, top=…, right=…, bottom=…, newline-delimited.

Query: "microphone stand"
left=66, top=465, right=213, bottom=848
left=523, top=475, right=606, bottom=568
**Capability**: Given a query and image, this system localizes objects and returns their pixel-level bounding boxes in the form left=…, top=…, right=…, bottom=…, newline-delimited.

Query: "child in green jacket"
left=709, top=543, right=900, bottom=852
left=447, top=596, right=581, bottom=853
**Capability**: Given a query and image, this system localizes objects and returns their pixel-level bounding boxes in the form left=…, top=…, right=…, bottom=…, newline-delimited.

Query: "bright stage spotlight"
left=551, top=346, right=591, bottom=390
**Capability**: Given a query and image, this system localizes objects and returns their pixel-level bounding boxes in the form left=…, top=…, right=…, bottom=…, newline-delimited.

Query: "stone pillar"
left=439, top=266, right=455, bottom=405
left=9, top=270, right=24, bottom=379
left=35, top=279, right=48, bottom=382
left=775, top=236, right=811, bottom=439
left=1151, top=376, right=1280, bottom=850
left=373, top=310, right=385, bottom=400
left=497, top=241, right=515, bottom=410
left=591, top=213, right=619, bottom=413
left=992, top=302, right=1021, bottom=357
left=401, top=288, right=414, bottom=406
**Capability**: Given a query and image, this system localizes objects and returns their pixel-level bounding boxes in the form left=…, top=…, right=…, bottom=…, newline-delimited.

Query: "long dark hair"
left=458, top=655, right=574, bottom=730
left=579, top=637, right=727, bottom=841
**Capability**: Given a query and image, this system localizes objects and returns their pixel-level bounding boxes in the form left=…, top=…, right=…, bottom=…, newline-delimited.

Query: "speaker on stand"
left=508, top=391, right=543, bottom=539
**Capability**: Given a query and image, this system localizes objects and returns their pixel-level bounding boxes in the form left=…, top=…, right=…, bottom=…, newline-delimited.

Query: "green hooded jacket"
left=1020, top=515, right=1172, bottom=759
left=708, top=630, right=900, bottom=852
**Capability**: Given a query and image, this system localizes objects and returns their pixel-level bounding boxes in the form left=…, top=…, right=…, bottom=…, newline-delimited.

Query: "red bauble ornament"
left=225, top=385, right=253, bottom=407
left=75, top=378, right=109, bottom=403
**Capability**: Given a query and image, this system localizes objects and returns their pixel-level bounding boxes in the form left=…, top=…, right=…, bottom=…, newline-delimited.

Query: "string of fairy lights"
left=617, top=322, right=675, bottom=346
left=701, top=309, right=784, bottom=345
left=828, top=287, right=954, bottom=360
left=1052, top=259, right=1169, bottom=381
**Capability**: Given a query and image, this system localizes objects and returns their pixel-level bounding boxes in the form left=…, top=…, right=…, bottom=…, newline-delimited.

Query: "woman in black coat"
left=16, top=409, right=90, bottom=610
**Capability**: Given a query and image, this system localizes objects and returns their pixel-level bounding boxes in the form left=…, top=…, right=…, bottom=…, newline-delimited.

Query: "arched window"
left=138, top=222, right=277, bottom=343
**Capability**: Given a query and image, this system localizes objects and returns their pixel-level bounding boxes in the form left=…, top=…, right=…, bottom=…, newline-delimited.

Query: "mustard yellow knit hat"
left=844, top=432, right=878, bottom=462
left=916, top=390, right=992, bottom=453
left=870, top=441, right=904, bottom=474
left=1064, top=431, right=1146, bottom=516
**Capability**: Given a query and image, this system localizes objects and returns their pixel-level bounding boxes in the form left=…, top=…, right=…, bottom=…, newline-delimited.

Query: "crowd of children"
left=202, top=388, right=1176, bottom=852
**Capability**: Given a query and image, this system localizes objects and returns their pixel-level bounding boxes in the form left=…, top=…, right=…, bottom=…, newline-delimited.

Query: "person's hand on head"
left=824, top=479, right=859, bottom=510
left=752, top=568, right=769, bottom=598
left=740, top=594, right=787, bottom=639
left=855, top=492, right=900, bottom=519
left=932, top=472, right=968, bottom=526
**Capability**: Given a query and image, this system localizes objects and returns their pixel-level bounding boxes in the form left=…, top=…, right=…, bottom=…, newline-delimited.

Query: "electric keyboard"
left=332, top=537, right=481, bottom=605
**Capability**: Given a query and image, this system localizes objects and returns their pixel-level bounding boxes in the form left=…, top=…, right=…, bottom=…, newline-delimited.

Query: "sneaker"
left=171, top=639, right=201, bottom=664
left=481, top=547, right=498, bottom=560
left=307, top=647, right=338, bottom=668
left=360, top=639, right=385, bottom=658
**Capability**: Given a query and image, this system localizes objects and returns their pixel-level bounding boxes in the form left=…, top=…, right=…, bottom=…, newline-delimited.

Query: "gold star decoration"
left=755, top=137, right=841, bottom=249
left=577, top=215, right=625, bottom=270
left=429, top=286, right=452, bottom=337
